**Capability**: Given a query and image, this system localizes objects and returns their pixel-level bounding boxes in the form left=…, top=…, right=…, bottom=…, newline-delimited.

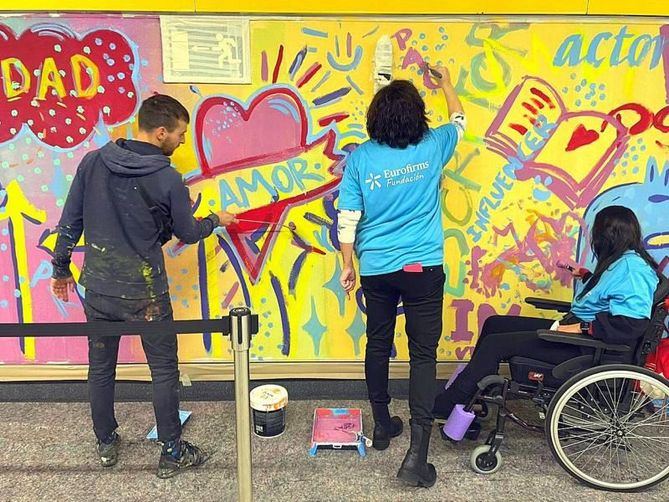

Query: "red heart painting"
left=191, top=87, right=344, bottom=282
left=193, top=87, right=311, bottom=178
left=566, top=124, right=600, bottom=152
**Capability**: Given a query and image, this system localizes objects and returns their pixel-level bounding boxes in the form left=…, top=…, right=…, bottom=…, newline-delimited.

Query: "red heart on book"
left=566, top=124, right=600, bottom=152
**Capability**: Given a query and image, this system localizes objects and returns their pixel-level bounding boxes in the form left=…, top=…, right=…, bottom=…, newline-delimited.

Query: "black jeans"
left=84, top=291, right=181, bottom=443
left=434, top=315, right=586, bottom=411
left=361, top=266, right=445, bottom=426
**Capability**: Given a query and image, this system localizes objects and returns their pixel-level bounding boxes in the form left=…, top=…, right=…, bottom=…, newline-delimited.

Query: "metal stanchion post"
left=229, top=307, right=253, bottom=502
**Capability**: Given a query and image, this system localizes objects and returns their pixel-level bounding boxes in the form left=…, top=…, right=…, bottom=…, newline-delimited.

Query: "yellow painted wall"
left=3, top=0, right=669, bottom=16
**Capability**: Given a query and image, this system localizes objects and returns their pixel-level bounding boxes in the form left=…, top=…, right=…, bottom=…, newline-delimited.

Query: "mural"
left=0, top=16, right=666, bottom=370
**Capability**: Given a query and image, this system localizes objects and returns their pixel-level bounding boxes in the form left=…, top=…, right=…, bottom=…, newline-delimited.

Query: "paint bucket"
left=250, top=384, right=288, bottom=438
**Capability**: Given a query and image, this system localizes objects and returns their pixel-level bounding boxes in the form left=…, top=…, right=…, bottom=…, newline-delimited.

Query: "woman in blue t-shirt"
left=433, top=205, right=661, bottom=425
left=337, top=67, right=465, bottom=488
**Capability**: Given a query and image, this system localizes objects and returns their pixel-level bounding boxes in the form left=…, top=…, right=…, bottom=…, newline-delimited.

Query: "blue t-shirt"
left=571, top=251, right=658, bottom=322
left=337, top=124, right=459, bottom=276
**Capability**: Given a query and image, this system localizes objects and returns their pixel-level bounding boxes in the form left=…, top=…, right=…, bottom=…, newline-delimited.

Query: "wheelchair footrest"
left=464, top=421, right=482, bottom=440
left=440, top=420, right=481, bottom=442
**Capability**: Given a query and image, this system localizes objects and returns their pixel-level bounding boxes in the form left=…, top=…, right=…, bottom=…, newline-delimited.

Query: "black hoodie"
left=52, top=139, right=220, bottom=299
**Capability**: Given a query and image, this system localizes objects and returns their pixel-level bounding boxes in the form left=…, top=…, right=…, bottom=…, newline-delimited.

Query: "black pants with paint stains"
left=361, top=266, right=445, bottom=426
left=84, top=291, right=181, bottom=443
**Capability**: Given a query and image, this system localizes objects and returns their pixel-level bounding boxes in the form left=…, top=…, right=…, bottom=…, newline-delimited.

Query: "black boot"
left=370, top=403, right=403, bottom=450
left=397, top=420, right=437, bottom=488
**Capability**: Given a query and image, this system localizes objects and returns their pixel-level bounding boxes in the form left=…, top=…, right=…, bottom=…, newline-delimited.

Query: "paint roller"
left=373, top=35, right=393, bottom=92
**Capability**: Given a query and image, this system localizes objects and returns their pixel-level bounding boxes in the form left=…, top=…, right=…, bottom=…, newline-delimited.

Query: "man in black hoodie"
left=50, top=94, right=236, bottom=478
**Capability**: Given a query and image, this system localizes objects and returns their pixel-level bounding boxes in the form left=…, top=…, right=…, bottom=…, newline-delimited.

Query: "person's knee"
left=88, top=351, right=117, bottom=373
left=88, top=369, right=116, bottom=387
left=480, top=315, right=507, bottom=338
left=408, top=342, right=438, bottom=361
left=149, top=362, right=179, bottom=384
left=365, top=337, right=394, bottom=354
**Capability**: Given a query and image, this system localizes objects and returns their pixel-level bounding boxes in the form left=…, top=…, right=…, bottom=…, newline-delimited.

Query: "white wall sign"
left=160, top=16, right=251, bottom=84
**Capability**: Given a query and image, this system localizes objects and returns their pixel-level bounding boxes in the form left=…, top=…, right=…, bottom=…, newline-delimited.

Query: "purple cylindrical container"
left=442, top=404, right=476, bottom=441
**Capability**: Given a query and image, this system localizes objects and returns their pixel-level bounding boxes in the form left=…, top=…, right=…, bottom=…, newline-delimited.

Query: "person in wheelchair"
left=433, top=205, right=662, bottom=422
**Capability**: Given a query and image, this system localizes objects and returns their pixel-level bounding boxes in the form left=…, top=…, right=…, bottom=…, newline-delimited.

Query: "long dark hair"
left=576, top=205, right=659, bottom=300
left=366, top=80, right=429, bottom=149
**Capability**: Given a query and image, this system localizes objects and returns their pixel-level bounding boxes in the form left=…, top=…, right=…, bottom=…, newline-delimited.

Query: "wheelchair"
left=442, top=276, right=669, bottom=492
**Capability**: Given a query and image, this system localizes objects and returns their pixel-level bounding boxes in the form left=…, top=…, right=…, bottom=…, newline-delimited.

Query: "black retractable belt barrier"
left=0, top=309, right=258, bottom=501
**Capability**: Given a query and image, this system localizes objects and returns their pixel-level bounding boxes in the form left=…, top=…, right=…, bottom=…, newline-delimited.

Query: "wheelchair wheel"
left=470, top=445, right=503, bottom=474
left=546, top=364, right=669, bottom=492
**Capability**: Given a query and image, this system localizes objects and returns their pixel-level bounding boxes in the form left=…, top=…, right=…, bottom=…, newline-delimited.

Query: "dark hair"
left=366, top=80, right=429, bottom=149
left=576, top=205, right=659, bottom=300
left=138, top=94, right=190, bottom=132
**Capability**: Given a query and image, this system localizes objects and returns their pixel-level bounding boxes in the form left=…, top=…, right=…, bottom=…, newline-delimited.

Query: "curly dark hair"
left=366, top=80, right=429, bottom=149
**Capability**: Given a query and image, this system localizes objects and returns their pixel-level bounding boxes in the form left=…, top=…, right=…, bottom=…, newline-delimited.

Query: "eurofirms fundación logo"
left=365, top=174, right=382, bottom=191
left=365, top=161, right=430, bottom=191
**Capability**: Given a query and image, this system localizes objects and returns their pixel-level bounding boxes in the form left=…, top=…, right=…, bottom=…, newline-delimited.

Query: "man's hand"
left=340, top=265, right=357, bottom=295
left=50, top=276, right=77, bottom=302
left=217, top=211, right=239, bottom=226
left=557, top=323, right=582, bottom=334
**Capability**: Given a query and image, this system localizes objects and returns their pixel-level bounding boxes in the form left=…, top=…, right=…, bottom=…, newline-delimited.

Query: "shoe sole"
left=100, top=457, right=118, bottom=468
left=157, top=468, right=183, bottom=479
left=397, top=468, right=437, bottom=488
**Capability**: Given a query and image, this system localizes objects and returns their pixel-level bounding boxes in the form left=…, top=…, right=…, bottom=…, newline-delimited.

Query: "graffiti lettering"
left=449, top=299, right=522, bottom=359
left=469, top=113, right=554, bottom=241
left=454, top=23, right=528, bottom=109
left=604, top=102, right=669, bottom=137
left=441, top=148, right=481, bottom=297
left=553, top=26, right=667, bottom=69
left=0, top=24, right=138, bottom=148
left=1, top=55, right=99, bottom=101
left=219, top=159, right=326, bottom=211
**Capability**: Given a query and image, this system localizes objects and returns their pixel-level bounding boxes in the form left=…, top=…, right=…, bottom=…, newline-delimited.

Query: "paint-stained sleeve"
left=169, top=178, right=220, bottom=244
left=52, top=154, right=90, bottom=279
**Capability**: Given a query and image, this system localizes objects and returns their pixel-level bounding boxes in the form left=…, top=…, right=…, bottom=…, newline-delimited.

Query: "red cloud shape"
left=0, top=24, right=138, bottom=148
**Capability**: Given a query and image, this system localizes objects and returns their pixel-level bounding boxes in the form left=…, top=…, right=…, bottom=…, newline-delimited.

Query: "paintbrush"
left=423, top=62, right=442, bottom=79
left=235, top=218, right=296, bottom=231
